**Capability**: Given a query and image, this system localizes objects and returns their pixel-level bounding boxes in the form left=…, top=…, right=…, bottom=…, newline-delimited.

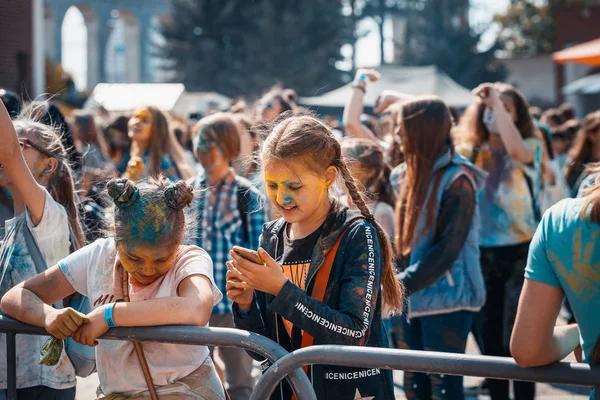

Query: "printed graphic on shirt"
left=286, top=224, right=378, bottom=340
left=278, top=224, right=323, bottom=337
left=548, top=226, right=600, bottom=303
left=324, top=368, right=381, bottom=380
left=282, top=261, right=309, bottom=289
left=93, top=294, right=124, bottom=307
left=294, top=302, right=365, bottom=338
left=353, top=388, right=374, bottom=400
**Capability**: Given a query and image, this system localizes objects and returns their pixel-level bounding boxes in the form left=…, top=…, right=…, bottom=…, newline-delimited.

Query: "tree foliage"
left=397, top=0, right=506, bottom=89
left=159, top=0, right=352, bottom=97
left=495, top=0, right=597, bottom=57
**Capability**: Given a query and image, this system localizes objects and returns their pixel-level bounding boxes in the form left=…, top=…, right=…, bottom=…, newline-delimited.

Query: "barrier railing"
left=4, top=314, right=599, bottom=400
left=251, top=345, right=600, bottom=400
left=0, top=315, right=317, bottom=400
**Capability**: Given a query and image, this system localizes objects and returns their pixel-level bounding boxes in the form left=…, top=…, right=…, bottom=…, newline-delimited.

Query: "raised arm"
left=372, top=90, right=414, bottom=114
left=0, top=101, right=48, bottom=224
left=343, top=69, right=384, bottom=146
left=473, top=84, right=533, bottom=164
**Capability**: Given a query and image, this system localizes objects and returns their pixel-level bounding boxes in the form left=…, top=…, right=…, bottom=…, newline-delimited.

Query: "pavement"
left=75, top=335, right=590, bottom=399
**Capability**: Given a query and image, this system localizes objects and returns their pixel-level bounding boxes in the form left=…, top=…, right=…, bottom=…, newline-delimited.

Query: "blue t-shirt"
left=577, top=172, right=599, bottom=198
left=525, top=197, right=600, bottom=364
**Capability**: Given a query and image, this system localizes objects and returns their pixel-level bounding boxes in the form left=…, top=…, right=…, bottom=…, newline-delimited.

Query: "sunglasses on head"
left=19, top=139, right=54, bottom=158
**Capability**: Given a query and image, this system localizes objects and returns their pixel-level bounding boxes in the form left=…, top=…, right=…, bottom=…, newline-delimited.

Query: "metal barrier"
left=4, top=314, right=600, bottom=400
left=0, top=315, right=317, bottom=400
left=251, top=345, right=600, bottom=400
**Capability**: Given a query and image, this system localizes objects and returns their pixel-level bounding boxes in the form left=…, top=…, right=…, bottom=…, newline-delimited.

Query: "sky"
left=61, top=0, right=510, bottom=90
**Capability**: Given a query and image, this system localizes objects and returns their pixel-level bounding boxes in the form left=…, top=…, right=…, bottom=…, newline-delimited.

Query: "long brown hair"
left=12, top=118, right=86, bottom=250
left=135, top=106, right=194, bottom=180
left=73, top=112, right=109, bottom=157
left=262, top=115, right=403, bottom=313
left=394, top=96, right=453, bottom=257
left=453, top=83, right=537, bottom=153
left=380, top=102, right=404, bottom=168
left=565, top=111, right=600, bottom=189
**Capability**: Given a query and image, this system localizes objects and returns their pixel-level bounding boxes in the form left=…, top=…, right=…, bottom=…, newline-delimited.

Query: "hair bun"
left=107, top=178, right=139, bottom=209
left=164, top=181, right=194, bottom=210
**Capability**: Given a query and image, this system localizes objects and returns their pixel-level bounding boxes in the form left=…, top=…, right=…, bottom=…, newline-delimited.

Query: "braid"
left=337, top=157, right=404, bottom=313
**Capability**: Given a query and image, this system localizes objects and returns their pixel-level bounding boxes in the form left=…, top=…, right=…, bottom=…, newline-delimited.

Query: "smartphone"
left=232, top=246, right=264, bottom=264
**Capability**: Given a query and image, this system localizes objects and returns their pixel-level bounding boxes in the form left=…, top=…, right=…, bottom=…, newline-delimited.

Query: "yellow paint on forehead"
left=134, top=109, right=150, bottom=120
left=264, top=161, right=326, bottom=186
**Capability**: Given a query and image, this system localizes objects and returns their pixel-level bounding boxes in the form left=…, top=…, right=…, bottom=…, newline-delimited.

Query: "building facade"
left=0, top=1, right=34, bottom=96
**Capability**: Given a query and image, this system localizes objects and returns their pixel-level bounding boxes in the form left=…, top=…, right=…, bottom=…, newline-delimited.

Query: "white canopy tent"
left=300, top=65, right=474, bottom=112
left=84, top=83, right=231, bottom=116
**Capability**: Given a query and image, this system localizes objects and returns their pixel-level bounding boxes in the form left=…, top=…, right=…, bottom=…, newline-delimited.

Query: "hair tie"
left=107, top=178, right=140, bottom=209
left=164, top=182, right=194, bottom=210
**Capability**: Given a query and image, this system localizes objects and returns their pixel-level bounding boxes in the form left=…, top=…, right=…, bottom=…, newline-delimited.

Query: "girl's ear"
left=43, top=158, right=59, bottom=176
left=324, top=166, right=338, bottom=188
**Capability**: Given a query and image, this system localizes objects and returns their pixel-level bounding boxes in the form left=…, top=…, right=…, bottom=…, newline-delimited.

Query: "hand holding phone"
left=232, top=246, right=264, bottom=265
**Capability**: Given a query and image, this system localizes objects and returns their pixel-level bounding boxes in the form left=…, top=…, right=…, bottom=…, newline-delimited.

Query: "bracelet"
left=351, top=84, right=366, bottom=93
left=104, top=303, right=117, bottom=328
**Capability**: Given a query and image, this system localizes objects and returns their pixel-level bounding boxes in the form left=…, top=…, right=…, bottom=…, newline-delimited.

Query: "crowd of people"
left=0, top=68, right=598, bottom=400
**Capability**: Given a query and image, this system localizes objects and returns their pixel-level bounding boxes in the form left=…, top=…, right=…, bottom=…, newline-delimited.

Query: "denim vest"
left=407, top=152, right=488, bottom=318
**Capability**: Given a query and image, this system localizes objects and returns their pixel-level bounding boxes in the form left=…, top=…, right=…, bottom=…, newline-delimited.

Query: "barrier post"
left=6, top=333, right=16, bottom=400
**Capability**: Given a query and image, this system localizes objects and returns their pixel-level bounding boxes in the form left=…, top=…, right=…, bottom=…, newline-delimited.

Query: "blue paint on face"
left=282, top=194, right=294, bottom=206
left=281, top=180, right=301, bottom=186
left=195, top=133, right=215, bottom=155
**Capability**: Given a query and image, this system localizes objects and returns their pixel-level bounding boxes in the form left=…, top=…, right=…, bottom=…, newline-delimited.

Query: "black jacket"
left=233, top=204, right=395, bottom=400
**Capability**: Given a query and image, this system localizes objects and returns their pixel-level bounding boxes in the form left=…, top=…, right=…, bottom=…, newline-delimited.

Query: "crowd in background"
left=0, top=70, right=599, bottom=400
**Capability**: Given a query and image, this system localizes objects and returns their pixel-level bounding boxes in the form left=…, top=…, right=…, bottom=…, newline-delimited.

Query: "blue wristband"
left=104, top=303, right=117, bottom=328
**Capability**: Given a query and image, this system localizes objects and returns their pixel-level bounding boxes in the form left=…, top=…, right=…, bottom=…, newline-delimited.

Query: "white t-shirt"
left=0, top=189, right=76, bottom=389
left=58, top=238, right=222, bottom=396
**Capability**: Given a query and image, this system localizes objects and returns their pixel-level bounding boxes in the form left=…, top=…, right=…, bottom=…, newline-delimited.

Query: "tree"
left=159, top=0, right=353, bottom=97
left=398, top=0, right=506, bottom=89
left=495, top=0, right=596, bottom=57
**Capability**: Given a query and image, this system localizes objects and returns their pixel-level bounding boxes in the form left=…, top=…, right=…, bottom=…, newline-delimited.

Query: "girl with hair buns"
left=227, top=114, right=403, bottom=400
left=2, top=177, right=225, bottom=400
